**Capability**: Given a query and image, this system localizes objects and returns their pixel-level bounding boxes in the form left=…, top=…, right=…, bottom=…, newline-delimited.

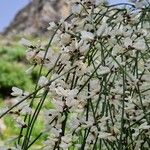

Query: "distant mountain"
left=3, top=0, right=69, bottom=36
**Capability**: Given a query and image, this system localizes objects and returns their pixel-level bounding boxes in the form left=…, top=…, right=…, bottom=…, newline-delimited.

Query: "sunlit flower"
left=11, top=87, right=23, bottom=97
left=139, top=122, right=150, bottom=130
left=81, top=31, right=94, bottom=41
left=98, top=66, right=110, bottom=75
left=2, top=1, right=150, bottom=149
left=71, top=3, right=82, bottom=14
left=38, top=76, right=48, bottom=87
left=47, top=22, right=57, bottom=31
left=98, top=132, right=112, bottom=139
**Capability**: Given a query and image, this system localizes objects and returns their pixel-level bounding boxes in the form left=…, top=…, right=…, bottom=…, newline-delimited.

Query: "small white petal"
left=47, top=22, right=56, bottom=30
left=11, top=87, right=23, bottom=96
left=38, top=76, right=48, bottom=87
left=81, top=31, right=94, bottom=41
left=98, top=66, right=110, bottom=75
left=98, top=132, right=112, bottom=139
left=71, top=3, right=82, bottom=14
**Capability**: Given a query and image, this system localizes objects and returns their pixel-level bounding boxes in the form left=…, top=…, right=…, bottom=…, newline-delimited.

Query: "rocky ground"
left=3, top=0, right=70, bottom=36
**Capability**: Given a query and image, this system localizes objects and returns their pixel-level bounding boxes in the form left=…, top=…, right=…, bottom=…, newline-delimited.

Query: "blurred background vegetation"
left=0, top=39, right=32, bottom=97
left=0, top=36, right=46, bottom=148
left=0, top=0, right=68, bottom=147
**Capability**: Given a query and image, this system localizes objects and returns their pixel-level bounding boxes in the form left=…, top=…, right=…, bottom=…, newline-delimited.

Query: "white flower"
left=69, top=117, right=80, bottom=130
left=47, top=22, right=56, bottom=31
left=60, top=134, right=72, bottom=149
left=61, top=33, right=71, bottom=45
left=55, top=86, right=68, bottom=97
left=11, top=87, right=23, bottom=96
left=80, top=115, right=94, bottom=128
left=71, top=3, right=82, bottom=14
left=68, top=89, right=78, bottom=98
left=3, top=2, right=150, bottom=148
left=97, top=23, right=107, bottom=36
left=133, top=39, right=146, bottom=51
left=112, top=44, right=124, bottom=56
left=76, top=61, right=88, bottom=76
left=98, top=132, right=112, bottom=139
left=113, top=14, right=124, bottom=23
left=38, top=76, right=48, bottom=87
left=26, top=50, right=36, bottom=60
left=124, top=37, right=133, bottom=48
left=16, top=117, right=27, bottom=128
left=51, top=127, right=62, bottom=137
left=21, top=106, right=32, bottom=115
left=44, top=109, right=59, bottom=124
left=61, top=134, right=72, bottom=143
left=124, top=37, right=146, bottom=51
left=35, top=51, right=45, bottom=63
left=139, top=122, right=150, bottom=130
left=19, top=38, right=31, bottom=47
left=66, top=98, right=77, bottom=108
left=81, top=31, right=94, bottom=41
left=59, top=142, right=70, bottom=150
left=98, top=66, right=110, bottom=75
left=55, top=87, right=78, bottom=98
left=52, top=98, right=64, bottom=112
left=95, top=0, right=106, bottom=6
left=43, top=138, right=58, bottom=150
left=79, top=41, right=90, bottom=53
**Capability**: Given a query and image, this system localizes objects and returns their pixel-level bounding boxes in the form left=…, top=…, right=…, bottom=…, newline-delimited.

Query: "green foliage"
left=0, top=45, right=26, bottom=62
left=0, top=39, right=48, bottom=148
left=2, top=115, right=44, bottom=149
left=0, top=59, right=33, bottom=97
left=0, top=42, right=36, bottom=97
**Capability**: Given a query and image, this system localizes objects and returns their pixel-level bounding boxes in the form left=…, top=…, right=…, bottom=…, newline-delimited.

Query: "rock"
left=3, top=0, right=70, bottom=36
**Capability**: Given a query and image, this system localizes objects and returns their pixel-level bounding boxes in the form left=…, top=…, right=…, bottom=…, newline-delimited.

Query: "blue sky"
left=0, top=0, right=128, bottom=32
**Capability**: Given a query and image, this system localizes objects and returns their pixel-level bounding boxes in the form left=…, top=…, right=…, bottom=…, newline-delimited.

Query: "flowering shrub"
left=0, top=0, right=150, bottom=150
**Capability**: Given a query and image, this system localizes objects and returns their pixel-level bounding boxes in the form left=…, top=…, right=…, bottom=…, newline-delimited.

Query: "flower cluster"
left=0, top=0, right=150, bottom=150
